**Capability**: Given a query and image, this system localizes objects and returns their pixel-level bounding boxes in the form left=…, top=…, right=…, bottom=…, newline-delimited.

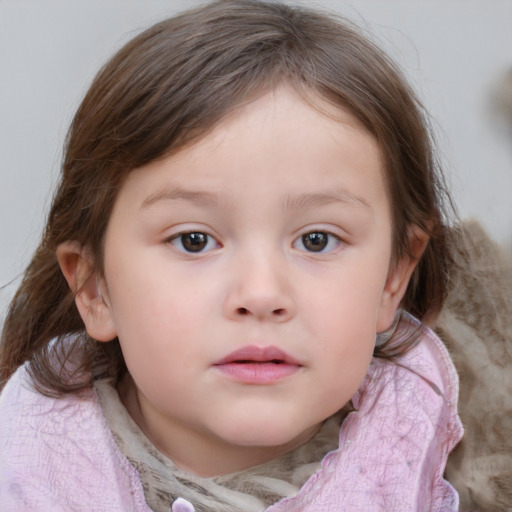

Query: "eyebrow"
left=139, top=187, right=371, bottom=212
left=283, top=190, right=371, bottom=211
left=140, top=187, right=221, bottom=210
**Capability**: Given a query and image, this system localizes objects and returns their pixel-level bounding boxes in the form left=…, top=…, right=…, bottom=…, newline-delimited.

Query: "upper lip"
left=213, top=345, right=302, bottom=366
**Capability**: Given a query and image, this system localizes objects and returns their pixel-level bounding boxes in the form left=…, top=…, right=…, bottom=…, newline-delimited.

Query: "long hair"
left=0, top=0, right=454, bottom=393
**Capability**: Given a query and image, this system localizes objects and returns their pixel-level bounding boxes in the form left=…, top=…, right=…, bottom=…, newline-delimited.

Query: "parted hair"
left=0, top=0, right=453, bottom=393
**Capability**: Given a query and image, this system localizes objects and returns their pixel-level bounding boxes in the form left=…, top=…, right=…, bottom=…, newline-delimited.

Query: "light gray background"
left=1, top=0, right=512, bottom=326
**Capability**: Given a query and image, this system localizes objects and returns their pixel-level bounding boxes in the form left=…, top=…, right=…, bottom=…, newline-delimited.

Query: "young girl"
left=0, top=1, right=463, bottom=510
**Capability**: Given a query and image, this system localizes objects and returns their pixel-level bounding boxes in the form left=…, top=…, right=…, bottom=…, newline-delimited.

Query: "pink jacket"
left=0, top=316, right=462, bottom=511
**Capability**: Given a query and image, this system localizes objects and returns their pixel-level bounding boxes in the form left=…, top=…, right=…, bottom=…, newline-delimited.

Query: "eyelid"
left=162, top=222, right=220, bottom=242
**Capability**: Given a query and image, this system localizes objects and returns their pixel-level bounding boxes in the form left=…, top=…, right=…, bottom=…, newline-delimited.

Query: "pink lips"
left=213, top=345, right=302, bottom=384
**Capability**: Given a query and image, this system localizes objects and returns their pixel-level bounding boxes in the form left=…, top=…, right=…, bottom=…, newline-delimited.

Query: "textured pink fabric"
left=0, top=316, right=462, bottom=511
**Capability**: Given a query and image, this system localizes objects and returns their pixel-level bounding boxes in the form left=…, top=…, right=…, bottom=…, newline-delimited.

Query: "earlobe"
left=56, top=241, right=117, bottom=342
left=377, top=226, right=429, bottom=331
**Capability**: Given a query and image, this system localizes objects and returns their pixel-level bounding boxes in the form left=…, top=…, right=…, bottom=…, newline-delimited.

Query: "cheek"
left=308, top=273, right=385, bottom=337
left=311, top=331, right=374, bottom=418
left=318, top=323, right=375, bottom=378
left=302, top=272, right=382, bottom=388
left=110, top=267, right=213, bottom=349
left=108, top=260, right=190, bottom=324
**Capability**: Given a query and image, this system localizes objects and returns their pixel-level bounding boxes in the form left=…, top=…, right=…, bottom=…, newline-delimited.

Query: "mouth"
left=214, top=345, right=301, bottom=366
left=212, top=345, right=303, bottom=384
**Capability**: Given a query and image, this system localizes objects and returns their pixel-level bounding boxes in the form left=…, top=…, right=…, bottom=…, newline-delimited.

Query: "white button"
left=171, top=497, right=195, bottom=512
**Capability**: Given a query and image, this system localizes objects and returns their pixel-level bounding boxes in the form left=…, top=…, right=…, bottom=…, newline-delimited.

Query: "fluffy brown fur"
left=434, top=221, right=512, bottom=511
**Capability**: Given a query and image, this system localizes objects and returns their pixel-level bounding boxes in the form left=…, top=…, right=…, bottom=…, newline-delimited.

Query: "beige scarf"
left=95, top=379, right=343, bottom=512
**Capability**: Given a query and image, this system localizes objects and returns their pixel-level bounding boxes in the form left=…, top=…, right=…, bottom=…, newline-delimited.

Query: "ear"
left=56, top=241, right=117, bottom=342
left=377, top=225, right=429, bottom=332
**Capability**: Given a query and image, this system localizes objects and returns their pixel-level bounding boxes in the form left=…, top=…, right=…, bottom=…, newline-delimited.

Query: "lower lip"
left=213, top=362, right=301, bottom=384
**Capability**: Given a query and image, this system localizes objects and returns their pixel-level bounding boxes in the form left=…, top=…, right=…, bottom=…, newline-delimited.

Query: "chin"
left=218, top=419, right=319, bottom=450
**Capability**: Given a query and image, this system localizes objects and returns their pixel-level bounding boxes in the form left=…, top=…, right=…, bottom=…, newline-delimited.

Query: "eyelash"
left=167, top=230, right=342, bottom=255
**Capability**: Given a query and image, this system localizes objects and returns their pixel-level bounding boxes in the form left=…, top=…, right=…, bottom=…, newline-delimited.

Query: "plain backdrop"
left=1, top=0, right=512, bottom=326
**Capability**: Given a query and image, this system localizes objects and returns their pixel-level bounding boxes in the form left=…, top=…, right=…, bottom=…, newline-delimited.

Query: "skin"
left=57, top=87, right=424, bottom=477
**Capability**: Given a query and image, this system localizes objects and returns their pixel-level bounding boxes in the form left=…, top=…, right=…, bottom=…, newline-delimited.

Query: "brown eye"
left=170, top=232, right=218, bottom=253
left=181, top=233, right=207, bottom=252
left=301, top=232, right=328, bottom=252
left=293, top=231, right=341, bottom=253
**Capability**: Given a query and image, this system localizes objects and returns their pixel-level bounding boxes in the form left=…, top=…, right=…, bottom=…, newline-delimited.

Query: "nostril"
left=233, top=307, right=288, bottom=318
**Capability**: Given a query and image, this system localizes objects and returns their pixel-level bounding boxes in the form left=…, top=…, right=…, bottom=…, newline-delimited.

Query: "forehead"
left=115, top=87, right=387, bottom=214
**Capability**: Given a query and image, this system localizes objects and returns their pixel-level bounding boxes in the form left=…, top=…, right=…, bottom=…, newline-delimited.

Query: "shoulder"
left=346, top=314, right=463, bottom=509
left=358, top=313, right=463, bottom=456
left=358, top=313, right=460, bottom=413
left=384, top=313, right=459, bottom=408
left=0, top=364, right=148, bottom=511
left=0, top=362, right=99, bottom=442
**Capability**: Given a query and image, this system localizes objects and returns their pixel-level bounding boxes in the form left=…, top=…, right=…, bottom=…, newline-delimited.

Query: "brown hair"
left=0, top=0, right=454, bottom=393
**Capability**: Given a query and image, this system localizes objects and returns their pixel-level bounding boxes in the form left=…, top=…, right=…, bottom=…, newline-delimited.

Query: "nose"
left=223, top=250, right=296, bottom=323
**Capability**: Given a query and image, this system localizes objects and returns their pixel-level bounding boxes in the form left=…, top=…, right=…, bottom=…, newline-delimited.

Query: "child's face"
left=90, top=87, right=414, bottom=475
